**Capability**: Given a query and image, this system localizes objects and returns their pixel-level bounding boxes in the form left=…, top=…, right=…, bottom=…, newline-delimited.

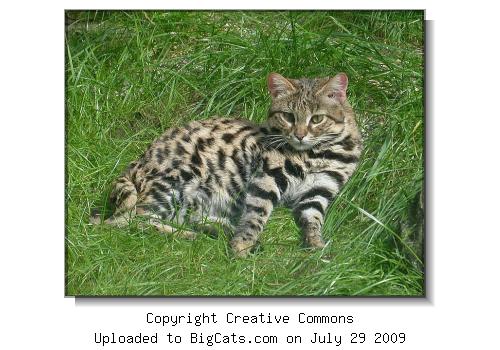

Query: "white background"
left=1, top=0, right=499, bottom=348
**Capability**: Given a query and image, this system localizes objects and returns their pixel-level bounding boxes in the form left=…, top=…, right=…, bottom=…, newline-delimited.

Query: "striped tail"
left=90, top=175, right=138, bottom=225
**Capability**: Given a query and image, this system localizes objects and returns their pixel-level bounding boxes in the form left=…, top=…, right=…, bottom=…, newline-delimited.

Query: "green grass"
left=65, top=10, right=424, bottom=296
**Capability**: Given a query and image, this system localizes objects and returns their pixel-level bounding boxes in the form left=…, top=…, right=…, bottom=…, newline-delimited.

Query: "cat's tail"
left=90, top=175, right=138, bottom=226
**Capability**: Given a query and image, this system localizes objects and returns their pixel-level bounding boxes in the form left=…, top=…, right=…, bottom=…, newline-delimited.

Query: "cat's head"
left=265, top=72, right=355, bottom=151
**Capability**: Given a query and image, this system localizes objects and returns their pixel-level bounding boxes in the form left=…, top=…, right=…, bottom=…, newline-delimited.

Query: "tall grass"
left=65, top=10, right=424, bottom=296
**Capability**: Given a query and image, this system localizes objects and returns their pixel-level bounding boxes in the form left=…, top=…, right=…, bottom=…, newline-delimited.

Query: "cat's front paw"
left=230, top=237, right=256, bottom=258
left=304, top=235, right=326, bottom=249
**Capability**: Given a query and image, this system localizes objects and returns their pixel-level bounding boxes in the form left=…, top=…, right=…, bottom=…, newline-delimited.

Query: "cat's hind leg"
left=179, top=195, right=234, bottom=238
left=135, top=209, right=197, bottom=240
left=191, top=216, right=234, bottom=238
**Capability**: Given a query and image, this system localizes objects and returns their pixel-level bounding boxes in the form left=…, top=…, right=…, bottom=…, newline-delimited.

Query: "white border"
left=1, top=1, right=499, bottom=348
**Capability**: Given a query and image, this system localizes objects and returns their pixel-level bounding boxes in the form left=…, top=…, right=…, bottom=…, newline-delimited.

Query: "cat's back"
left=128, top=117, right=262, bottom=203
left=149, top=117, right=261, bottom=172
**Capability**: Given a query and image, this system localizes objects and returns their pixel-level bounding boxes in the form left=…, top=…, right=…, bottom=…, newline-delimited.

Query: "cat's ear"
left=316, top=73, right=348, bottom=103
left=267, top=73, right=296, bottom=99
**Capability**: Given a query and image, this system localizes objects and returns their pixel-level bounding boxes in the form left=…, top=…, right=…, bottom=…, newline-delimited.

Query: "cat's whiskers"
left=275, top=140, right=288, bottom=149
left=310, top=133, right=342, bottom=147
left=261, top=134, right=287, bottom=149
left=262, top=138, right=284, bottom=146
left=264, top=140, right=286, bottom=149
left=261, top=135, right=281, bottom=141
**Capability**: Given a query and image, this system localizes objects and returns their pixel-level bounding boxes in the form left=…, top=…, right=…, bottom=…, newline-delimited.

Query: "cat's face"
left=265, top=73, right=351, bottom=151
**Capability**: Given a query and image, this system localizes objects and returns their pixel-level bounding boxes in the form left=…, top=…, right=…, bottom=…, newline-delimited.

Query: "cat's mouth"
left=288, top=137, right=315, bottom=151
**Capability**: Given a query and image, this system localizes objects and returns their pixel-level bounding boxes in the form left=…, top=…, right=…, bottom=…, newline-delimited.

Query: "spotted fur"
left=91, top=72, right=362, bottom=257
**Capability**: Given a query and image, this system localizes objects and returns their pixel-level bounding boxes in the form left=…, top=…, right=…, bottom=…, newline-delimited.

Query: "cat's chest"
left=280, top=157, right=339, bottom=203
left=262, top=149, right=347, bottom=204
left=282, top=171, right=337, bottom=204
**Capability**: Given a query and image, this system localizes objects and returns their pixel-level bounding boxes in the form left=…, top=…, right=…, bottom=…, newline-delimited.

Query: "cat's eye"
left=280, top=112, right=295, bottom=124
left=311, top=114, right=325, bottom=124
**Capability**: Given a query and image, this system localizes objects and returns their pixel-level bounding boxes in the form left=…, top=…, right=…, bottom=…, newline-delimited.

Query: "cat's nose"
left=295, top=133, right=306, bottom=141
